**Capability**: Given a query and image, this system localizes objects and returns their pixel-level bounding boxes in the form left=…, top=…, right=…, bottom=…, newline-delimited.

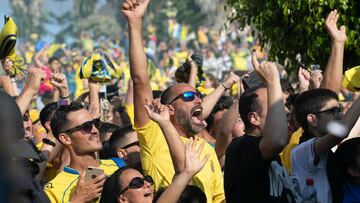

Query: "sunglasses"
left=122, top=141, right=140, bottom=150
left=62, top=118, right=101, bottom=134
left=168, top=91, right=203, bottom=104
left=314, top=106, right=343, bottom=120
left=119, top=175, right=154, bottom=195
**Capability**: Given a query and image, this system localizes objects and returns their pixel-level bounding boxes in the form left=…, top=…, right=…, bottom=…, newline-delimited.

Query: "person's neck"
left=68, top=151, right=99, bottom=174
left=246, top=128, right=262, bottom=137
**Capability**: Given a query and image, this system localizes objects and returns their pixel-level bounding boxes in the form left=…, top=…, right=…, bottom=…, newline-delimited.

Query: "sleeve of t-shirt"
left=291, top=138, right=327, bottom=172
left=210, top=145, right=226, bottom=203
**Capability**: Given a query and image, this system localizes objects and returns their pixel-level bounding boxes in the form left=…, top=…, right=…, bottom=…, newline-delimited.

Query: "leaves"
left=227, top=0, right=360, bottom=73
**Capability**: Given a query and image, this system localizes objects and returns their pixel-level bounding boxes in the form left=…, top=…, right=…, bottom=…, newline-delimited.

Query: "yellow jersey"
left=44, top=158, right=125, bottom=203
left=279, top=128, right=303, bottom=173
left=135, top=121, right=225, bottom=203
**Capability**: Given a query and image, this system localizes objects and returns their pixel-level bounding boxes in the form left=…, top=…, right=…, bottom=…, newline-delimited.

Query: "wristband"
left=60, top=94, right=70, bottom=99
left=58, top=99, right=69, bottom=106
left=221, top=83, right=229, bottom=91
left=10, top=77, right=17, bottom=83
left=43, top=138, right=56, bottom=147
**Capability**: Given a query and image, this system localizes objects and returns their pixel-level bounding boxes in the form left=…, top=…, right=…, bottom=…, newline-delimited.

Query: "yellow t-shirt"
left=135, top=121, right=225, bottom=203
left=124, top=103, right=135, bottom=125
left=279, top=128, right=303, bottom=173
left=44, top=159, right=125, bottom=203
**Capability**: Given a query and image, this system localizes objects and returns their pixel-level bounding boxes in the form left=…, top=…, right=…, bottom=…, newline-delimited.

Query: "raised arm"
left=320, top=10, right=347, bottom=94
left=186, top=53, right=197, bottom=88
left=50, top=73, right=70, bottom=102
left=88, top=80, right=100, bottom=118
left=215, top=99, right=239, bottom=165
left=202, top=72, right=239, bottom=119
left=252, top=52, right=288, bottom=160
left=16, top=68, right=46, bottom=116
left=144, top=101, right=185, bottom=173
left=156, top=138, right=209, bottom=203
left=122, top=0, right=152, bottom=128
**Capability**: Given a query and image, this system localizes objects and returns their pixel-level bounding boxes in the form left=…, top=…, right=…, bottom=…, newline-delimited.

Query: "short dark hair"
left=294, top=88, right=338, bottom=130
left=280, top=79, right=294, bottom=94
left=40, top=102, right=58, bottom=131
left=336, top=138, right=360, bottom=180
left=102, top=125, right=134, bottom=158
left=50, top=101, right=84, bottom=140
left=160, top=84, right=176, bottom=105
left=113, top=105, right=131, bottom=126
left=206, top=96, right=233, bottom=131
left=239, top=85, right=266, bottom=132
left=152, top=90, right=163, bottom=99
left=48, top=57, right=59, bottom=65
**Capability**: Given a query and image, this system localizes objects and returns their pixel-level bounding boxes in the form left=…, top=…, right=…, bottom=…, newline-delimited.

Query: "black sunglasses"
left=119, top=175, right=154, bottom=195
left=168, top=91, right=203, bottom=104
left=62, top=118, right=101, bottom=134
left=314, top=106, right=343, bottom=120
left=122, top=141, right=140, bottom=150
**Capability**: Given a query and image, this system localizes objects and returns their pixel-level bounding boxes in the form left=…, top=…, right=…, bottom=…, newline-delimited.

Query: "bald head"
left=160, top=83, right=196, bottom=105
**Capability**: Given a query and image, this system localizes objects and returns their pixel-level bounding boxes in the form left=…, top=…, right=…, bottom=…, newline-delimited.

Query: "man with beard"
left=122, top=0, right=238, bottom=202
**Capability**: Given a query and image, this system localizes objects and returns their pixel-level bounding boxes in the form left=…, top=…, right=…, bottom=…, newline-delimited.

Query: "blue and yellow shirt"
left=44, top=158, right=125, bottom=203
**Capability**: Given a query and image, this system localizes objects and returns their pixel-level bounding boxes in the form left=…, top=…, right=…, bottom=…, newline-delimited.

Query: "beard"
left=175, top=107, right=203, bottom=136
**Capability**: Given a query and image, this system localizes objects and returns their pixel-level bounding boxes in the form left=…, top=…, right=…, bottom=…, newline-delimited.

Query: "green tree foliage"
left=226, top=0, right=360, bottom=71
left=10, top=0, right=49, bottom=39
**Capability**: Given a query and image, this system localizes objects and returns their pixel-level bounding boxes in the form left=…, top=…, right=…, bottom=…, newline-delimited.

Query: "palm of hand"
left=327, top=23, right=347, bottom=42
left=185, top=151, right=204, bottom=174
left=147, top=105, right=170, bottom=122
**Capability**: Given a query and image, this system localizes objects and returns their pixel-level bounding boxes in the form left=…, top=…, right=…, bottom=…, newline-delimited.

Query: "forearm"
left=321, top=43, right=345, bottom=94
left=342, top=97, right=360, bottom=130
left=261, top=81, right=288, bottom=159
left=89, top=80, right=100, bottom=116
left=128, top=21, right=149, bottom=84
left=215, top=100, right=239, bottom=158
left=202, top=84, right=226, bottom=119
left=0, top=76, right=15, bottom=96
left=158, top=121, right=185, bottom=173
left=341, top=117, right=360, bottom=143
left=188, top=65, right=197, bottom=88
left=16, top=89, right=34, bottom=116
left=156, top=172, right=193, bottom=203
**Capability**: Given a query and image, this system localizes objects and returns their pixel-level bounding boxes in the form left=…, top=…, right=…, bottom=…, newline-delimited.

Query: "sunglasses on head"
left=119, top=175, right=154, bottom=195
left=168, top=91, right=203, bottom=104
left=314, top=106, right=343, bottom=120
left=62, top=118, right=101, bottom=134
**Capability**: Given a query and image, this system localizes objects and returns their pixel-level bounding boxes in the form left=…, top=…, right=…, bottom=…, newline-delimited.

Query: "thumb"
left=251, top=51, right=260, bottom=70
left=340, top=25, right=346, bottom=33
left=143, top=0, right=150, bottom=8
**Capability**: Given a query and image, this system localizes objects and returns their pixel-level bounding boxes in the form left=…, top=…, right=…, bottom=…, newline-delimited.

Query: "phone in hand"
left=85, top=166, right=104, bottom=181
left=242, top=71, right=264, bottom=89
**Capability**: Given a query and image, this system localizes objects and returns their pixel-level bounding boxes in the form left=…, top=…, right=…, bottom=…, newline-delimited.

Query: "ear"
left=45, top=121, right=51, bottom=132
left=58, top=133, right=72, bottom=146
left=117, top=149, right=127, bottom=159
left=167, top=105, right=175, bottom=116
left=307, top=114, right=318, bottom=127
left=118, top=194, right=127, bottom=203
left=348, top=167, right=360, bottom=178
left=248, top=112, right=261, bottom=126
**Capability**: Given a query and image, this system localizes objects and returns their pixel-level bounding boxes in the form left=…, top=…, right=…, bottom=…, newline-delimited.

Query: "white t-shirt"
left=291, top=138, right=332, bottom=203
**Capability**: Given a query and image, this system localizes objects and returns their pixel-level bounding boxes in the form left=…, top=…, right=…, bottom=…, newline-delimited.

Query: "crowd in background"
left=1, top=0, right=360, bottom=203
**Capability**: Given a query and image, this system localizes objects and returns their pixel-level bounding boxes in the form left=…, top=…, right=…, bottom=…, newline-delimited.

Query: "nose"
left=194, top=95, right=202, bottom=105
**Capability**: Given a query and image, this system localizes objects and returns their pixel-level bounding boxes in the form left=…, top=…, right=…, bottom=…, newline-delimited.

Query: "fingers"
left=340, top=25, right=346, bottom=33
left=91, top=173, right=107, bottom=184
left=251, top=51, right=260, bottom=70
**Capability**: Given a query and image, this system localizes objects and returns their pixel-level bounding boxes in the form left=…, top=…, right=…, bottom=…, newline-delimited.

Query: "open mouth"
left=143, top=190, right=152, bottom=197
left=191, top=106, right=203, bottom=120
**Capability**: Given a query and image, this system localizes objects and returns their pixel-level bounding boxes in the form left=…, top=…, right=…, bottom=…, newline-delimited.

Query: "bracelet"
left=60, top=94, right=70, bottom=99
left=221, top=83, right=229, bottom=91
left=43, top=138, right=56, bottom=147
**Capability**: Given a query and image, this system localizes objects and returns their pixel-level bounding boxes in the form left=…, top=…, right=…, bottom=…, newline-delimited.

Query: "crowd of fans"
left=1, top=0, right=360, bottom=203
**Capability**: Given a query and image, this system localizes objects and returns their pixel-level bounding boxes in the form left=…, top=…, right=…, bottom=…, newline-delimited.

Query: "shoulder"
left=100, top=159, right=126, bottom=175
left=228, top=135, right=260, bottom=151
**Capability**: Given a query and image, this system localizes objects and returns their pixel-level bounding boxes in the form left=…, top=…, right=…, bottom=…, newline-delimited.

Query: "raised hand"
left=144, top=100, right=170, bottom=125
left=1, top=58, right=13, bottom=75
left=310, top=69, right=323, bottom=89
left=252, top=52, right=279, bottom=84
left=23, top=68, right=46, bottom=96
left=50, top=73, right=68, bottom=90
left=122, top=0, right=150, bottom=22
left=325, top=10, right=347, bottom=43
left=222, top=71, right=240, bottom=90
left=298, top=67, right=310, bottom=89
left=184, top=137, right=210, bottom=176
left=70, top=173, right=106, bottom=203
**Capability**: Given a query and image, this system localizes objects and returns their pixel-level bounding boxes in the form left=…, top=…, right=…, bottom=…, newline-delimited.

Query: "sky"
left=0, top=0, right=106, bottom=43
